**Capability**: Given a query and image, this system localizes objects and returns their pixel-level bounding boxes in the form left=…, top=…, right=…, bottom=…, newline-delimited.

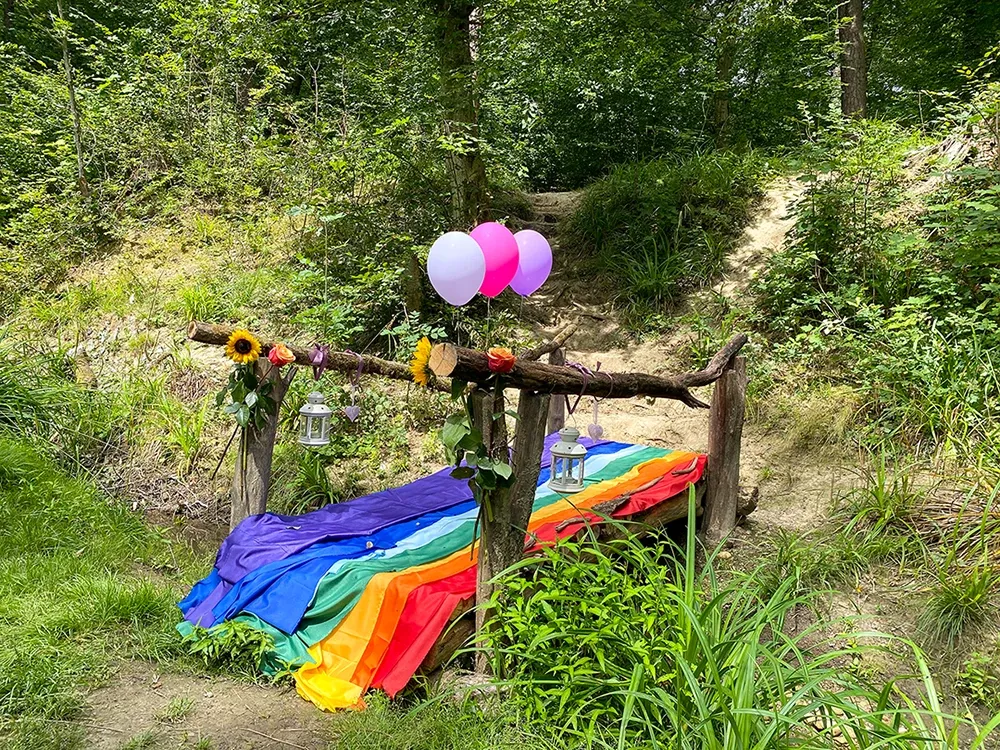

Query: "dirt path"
left=86, top=662, right=331, bottom=749
left=526, top=177, right=851, bottom=535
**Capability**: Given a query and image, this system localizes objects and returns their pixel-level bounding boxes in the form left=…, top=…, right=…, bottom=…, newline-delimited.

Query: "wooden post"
left=229, top=360, right=295, bottom=530
left=546, top=347, right=566, bottom=433
left=702, top=356, right=747, bottom=547
left=475, top=389, right=550, bottom=674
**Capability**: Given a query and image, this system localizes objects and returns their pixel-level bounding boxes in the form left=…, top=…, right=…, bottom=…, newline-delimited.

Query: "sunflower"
left=225, top=329, right=262, bottom=365
left=409, top=336, right=433, bottom=387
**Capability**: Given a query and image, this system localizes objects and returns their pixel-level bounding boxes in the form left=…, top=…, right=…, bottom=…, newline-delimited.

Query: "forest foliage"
left=4, top=0, right=1000, bottom=321
left=5, top=0, right=1000, bottom=748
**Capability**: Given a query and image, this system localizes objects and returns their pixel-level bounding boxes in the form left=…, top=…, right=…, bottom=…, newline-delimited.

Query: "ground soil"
left=85, top=662, right=332, bottom=749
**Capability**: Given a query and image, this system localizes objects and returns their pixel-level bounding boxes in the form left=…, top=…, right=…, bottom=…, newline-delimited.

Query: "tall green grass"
left=0, top=438, right=198, bottom=749
left=483, top=489, right=1000, bottom=749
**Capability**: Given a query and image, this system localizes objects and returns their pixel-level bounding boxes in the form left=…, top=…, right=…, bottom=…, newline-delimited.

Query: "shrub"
left=482, top=490, right=990, bottom=749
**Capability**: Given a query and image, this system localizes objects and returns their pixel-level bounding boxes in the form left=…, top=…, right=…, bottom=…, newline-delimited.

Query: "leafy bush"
left=752, top=121, right=1000, bottom=465
left=483, top=491, right=991, bottom=749
left=567, top=152, right=769, bottom=311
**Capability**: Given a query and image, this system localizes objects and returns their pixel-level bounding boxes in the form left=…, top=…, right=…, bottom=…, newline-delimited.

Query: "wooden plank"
left=418, top=481, right=705, bottom=675
left=702, top=356, right=747, bottom=547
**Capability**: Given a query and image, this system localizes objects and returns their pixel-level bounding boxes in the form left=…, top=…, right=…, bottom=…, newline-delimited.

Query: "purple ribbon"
left=309, top=344, right=330, bottom=381
left=564, top=361, right=593, bottom=415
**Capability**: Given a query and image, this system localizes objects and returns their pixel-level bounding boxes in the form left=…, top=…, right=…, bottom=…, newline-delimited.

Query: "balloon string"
left=486, top=296, right=492, bottom=348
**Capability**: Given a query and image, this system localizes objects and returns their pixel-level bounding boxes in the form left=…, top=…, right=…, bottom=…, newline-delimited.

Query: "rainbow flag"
left=179, top=435, right=705, bottom=711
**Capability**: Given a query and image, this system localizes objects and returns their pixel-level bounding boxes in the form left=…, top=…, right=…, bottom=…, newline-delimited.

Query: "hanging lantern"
left=548, top=427, right=587, bottom=493
left=298, top=392, right=332, bottom=447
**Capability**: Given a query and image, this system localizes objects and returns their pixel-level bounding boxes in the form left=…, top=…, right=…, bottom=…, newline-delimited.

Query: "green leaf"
left=450, top=466, right=475, bottom=480
left=441, top=420, right=470, bottom=450
left=451, top=378, right=468, bottom=401
left=245, top=390, right=259, bottom=408
left=493, top=462, right=513, bottom=480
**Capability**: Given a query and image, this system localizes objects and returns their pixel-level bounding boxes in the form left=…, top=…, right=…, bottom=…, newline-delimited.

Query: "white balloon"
left=427, top=232, right=487, bottom=306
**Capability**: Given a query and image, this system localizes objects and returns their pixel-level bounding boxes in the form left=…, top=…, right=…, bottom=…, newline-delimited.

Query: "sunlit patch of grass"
left=919, top=561, right=999, bottom=648
left=156, top=696, right=195, bottom=724
left=0, top=437, right=203, bottom=745
left=329, top=693, right=550, bottom=750
left=837, top=452, right=924, bottom=538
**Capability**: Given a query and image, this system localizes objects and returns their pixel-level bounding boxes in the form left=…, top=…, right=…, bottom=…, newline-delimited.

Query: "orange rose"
left=267, top=343, right=296, bottom=368
left=487, top=347, right=516, bottom=374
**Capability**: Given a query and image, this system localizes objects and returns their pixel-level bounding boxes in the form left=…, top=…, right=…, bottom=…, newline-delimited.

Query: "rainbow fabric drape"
left=178, top=435, right=705, bottom=711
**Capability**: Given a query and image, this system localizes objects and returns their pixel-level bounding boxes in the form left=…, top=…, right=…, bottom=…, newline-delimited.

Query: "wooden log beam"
left=445, top=333, right=748, bottom=407
left=188, top=321, right=747, bottom=406
left=187, top=321, right=454, bottom=392
left=521, top=322, right=578, bottom=362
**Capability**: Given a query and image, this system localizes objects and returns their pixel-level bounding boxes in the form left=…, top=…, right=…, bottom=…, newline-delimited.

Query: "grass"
left=329, top=693, right=552, bottom=750
left=155, top=696, right=195, bottom=724
left=919, top=562, right=999, bottom=647
left=0, top=437, right=203, bottom=749
left=566, top=151, right=770, bottom=321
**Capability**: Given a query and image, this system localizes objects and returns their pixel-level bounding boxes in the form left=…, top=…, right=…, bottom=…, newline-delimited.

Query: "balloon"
left=470, top=222, right=519, bottom=297
left=510, top=230, right=553, bottom=296
left=427, top=232, right=486, bottom=306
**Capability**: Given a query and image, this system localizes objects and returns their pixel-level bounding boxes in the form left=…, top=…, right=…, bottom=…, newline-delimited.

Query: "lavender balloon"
left=427, top=232, right=486, bottom=306
left=510, top=230, right=553, bottom=296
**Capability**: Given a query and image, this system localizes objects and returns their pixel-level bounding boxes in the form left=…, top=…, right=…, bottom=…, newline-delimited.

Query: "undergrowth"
left=483, top=490, right=1000, bottom=749
left=0, top=438, right=200, bottom=749
left=566, top=152, right=770, bottom=319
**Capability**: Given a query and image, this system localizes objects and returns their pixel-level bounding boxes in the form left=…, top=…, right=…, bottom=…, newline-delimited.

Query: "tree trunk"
left=229, top=360, right=295, bottom=530
left=838, top=0, right=867, bottom=118
left=712, top=31, right=736, bottom=148
left=3, top=0, right=14, bottom=35
left=55, top=0, right=89, bottom=197
left=431, top=0, right=488, bottom=228
left=475, top=390, right=549, bottom=674
left=702, top=356, right=747, bottom=547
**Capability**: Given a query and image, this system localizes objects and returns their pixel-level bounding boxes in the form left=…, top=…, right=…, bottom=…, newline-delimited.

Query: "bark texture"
left=229, top=360, right=295, bottom=530
left=838, top=0, right=867, bottom=118
left=474, top=389, right=549, bottom=674
left=432, top=0, right=488, bottom=227
left=56, top=0, right=89, bottom=197
left=187, top=321, right=748, bottom=405
left=702, top=356, right=747, bottom=546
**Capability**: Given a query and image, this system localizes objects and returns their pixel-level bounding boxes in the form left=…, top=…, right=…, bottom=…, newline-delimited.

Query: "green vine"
left=440, top=378, right=515, bottom=523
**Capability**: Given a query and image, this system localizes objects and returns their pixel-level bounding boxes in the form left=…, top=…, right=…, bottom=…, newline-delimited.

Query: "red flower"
left=267, top=343, right=296, bottom=368
left=487, top=347, right=516, bottom=374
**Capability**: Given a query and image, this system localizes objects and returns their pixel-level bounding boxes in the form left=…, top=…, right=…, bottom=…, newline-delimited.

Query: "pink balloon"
left=510, top=230, right=553, bottom=296
left=470, top=222, right=519, bottom=298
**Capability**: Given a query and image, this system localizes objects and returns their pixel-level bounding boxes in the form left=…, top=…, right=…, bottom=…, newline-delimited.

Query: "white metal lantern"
left=298, top=392, right=332, bottom=447
left=548, top=427, right=587, bottom=493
